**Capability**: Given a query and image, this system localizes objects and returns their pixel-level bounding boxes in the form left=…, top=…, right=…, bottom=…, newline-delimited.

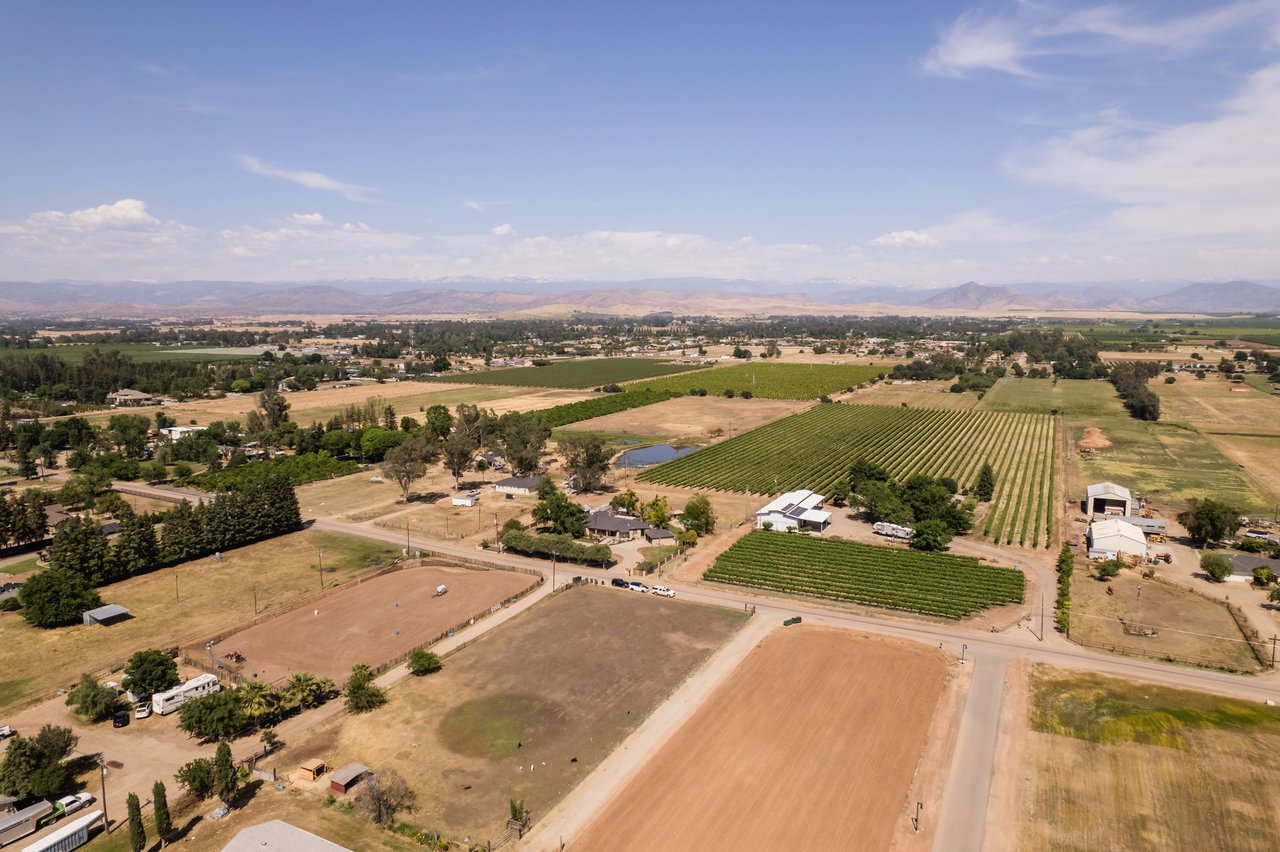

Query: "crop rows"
left=706, top=531, right=1025, bottom=618
left=626, top=362, right=883, bottom=400
left=429, top=357, right=707, bottom=389
left=638, top=402, right=1058, bottom=547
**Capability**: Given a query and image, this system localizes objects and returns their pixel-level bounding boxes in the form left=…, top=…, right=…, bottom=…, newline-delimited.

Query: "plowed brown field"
left=575, top=626, right=948, bottom=852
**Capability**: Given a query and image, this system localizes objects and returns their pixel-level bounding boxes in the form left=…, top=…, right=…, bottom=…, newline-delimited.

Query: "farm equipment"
left=783, top=616, right=803, bottom=626
left=223, top=651, right=245, bottom=663
left=435, top=584, right=448, bottom=597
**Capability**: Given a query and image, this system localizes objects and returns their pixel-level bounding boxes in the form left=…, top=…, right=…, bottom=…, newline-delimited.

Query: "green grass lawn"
left=0, top=556, right=40, bottom=575
left=978, top=378, right=1125, bottom=417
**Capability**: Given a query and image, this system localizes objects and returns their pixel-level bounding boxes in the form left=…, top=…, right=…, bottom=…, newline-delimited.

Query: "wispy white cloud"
left=462, top=198, right=515, bottom=213
left=135, top=62, right=175, bottom=78
left=490, top=223, right=515, bottom=236
left=870, top=229, right=939, bottom=248
left=924, top=1, right=1278, bottom=78
left=239, top=155, right=380, bottom=203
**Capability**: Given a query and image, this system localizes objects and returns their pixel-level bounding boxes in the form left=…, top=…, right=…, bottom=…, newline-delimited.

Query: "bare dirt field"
left=1012, top=666, right=1280, bottom=852
left=574, top=627, right=950, bottom=852
left=206, top=563, right=538, bottom=683
left=0, top=530, right=400, bottom=714
left=288, top=585, right=748, bottom=844
left=560, top=395, right=810, bottom=442
left=1070, top=563, right=1262, bottom=672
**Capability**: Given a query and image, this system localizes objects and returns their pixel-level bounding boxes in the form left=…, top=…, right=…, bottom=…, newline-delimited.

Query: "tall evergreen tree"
left=975, top=462, right=996, bottom=502
left=126, top=792, right=146, bottom=852
left=110, top=508, right=159, bottom=578
left=48, top=515, right=111, bottom=584
left=152, top=779, right=173, bottom=842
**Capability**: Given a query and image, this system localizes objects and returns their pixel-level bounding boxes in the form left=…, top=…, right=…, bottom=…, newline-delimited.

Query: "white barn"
left=1086, top=482, right=1133, bottom=517
left=756, top=490, right=831, bottom=532
left=1087, top=518, right=1147, bottom=559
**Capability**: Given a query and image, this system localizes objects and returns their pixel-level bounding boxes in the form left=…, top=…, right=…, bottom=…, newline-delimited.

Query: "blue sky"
left=1, top=0, right=1278, bottom=285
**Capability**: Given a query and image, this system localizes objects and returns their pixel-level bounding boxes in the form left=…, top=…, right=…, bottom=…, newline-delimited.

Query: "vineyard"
left=540, top=388, right=684, bottom=428
left=706, top=531, right=1025, bottom=618
left=428, top=357, right=706, bottom=389
left=639, top=403, right=1059, bottom=547
left=626, top=362, right=883, bottom=400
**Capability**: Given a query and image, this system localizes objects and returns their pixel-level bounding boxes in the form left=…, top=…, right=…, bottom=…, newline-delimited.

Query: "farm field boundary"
left=427, top=357, right=707, bottom=388
left=640, top=402, right=1058, bottom=546
left=705, top=530, right=1024, bottom=618
left=625, top=361, right=883, bottom=400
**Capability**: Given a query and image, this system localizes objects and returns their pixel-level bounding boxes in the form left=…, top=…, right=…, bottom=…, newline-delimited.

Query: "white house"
left=494, top=475, right=543, bottom=497
left=1086, top=482, right=1133, bottom=517
left=756, top=489, right=831, bottom=532
left=160, top=425, right=207, bottom=441
left=1087, top=518, right=1147, bottom=559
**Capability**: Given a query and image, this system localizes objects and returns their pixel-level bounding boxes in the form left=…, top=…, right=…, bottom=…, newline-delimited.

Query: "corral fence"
left=179, top=553, right=544, bottom=685
left=1070, top=633, right=1268, bottom=674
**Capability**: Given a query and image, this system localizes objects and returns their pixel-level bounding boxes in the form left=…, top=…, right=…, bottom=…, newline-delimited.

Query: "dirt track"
left=209, top=565, right=537, bottom=682
left=573, top=626, right=948, bottom=852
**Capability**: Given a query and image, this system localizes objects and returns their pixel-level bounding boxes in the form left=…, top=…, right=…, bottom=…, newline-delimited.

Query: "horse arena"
left=203, top=564, right=539, bottom=682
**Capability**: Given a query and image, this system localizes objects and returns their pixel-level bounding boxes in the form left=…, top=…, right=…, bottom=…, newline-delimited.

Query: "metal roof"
left=83, top=603, right=130, bottom=621
left=222, top=820, right=351, bottom=851
left=329, top=762, right=370, bottom=786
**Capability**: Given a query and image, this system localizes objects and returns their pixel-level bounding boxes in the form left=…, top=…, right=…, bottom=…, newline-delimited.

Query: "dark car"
left=610, top=577, right=630, bottom=589
left=112, top=710, right=130, bottom=728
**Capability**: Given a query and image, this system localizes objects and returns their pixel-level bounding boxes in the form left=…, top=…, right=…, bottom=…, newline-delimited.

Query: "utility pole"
left=1039, top=594, right=1045, bottom=641
left=253, top=584, right=257, bottom=615
left=1136, top=583, right=1143, bottom=632
left=100, top=761, right=110, bottom=833
left=405, top=523, right=410, bottom=555
left=961, top=644, right=967, bottom=664
left=318, top=547, right=324, bottom=590
left=494, top=513, right=500, bottom=552
left=1272, top=634, right=1277, bottom=669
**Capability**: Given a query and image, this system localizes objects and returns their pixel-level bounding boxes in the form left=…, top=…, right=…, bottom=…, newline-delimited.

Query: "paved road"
left=932, top=651, right=1009, bottom=852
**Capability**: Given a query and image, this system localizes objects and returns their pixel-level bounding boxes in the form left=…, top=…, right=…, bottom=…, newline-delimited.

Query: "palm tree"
left=286, top=672, right=319, bottom=709
left=238, top=680, right=278, bottom=728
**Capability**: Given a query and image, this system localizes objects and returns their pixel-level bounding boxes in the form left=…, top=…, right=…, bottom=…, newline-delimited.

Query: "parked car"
left=0, top=724, right=13, bottom=740
left=134, top=701, right=152, bottom=719
left=610, top=577, right=630, bottom=589
left=112, top=709, right=130, bottom=728
left=651, top=585, right=676, bottom=598
left=55, top=793, right=95, bottom=817
left=629, top=582, right=650, bottom=593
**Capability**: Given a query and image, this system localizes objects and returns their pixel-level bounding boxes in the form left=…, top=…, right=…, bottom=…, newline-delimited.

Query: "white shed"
left=1087, top=519, right=1147, bottom=559
left=756, top=490, right=831, bottom=532
left=1086, top=482, right=1133, bottom=517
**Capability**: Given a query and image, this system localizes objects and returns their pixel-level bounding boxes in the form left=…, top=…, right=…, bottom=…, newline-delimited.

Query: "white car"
left=56, top=793, right=96, bottom=817
left=651, top=586, right=676, bottom=598
left=134, top=701, right=152, bottom=719
left=628, top=581, right=650, bottom=593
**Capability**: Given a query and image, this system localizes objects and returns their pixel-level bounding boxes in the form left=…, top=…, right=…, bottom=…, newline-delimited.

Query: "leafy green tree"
left=532, top=482, right=586, bottom=537
left=909, top=519, right=953, bottom=552
left=107, top=414, right=151, bottom=458
left=848, top=457, right=890, bottom=492
left=237, top=681, right=280, bottom=727
left=18, top=568, right=102, bottom=628
left=127, top=791, right=146, bottom=852
left=558, top=432, right=610, bottom=493
left=1095, top=559, right=1124, bottom=580
left=344, top=664, right=387, bottom=714
left=497, top=412, right=551, bottom=475
left=212, top=741, right=239, bottom=805
left=124, top=649, right=180, bottom=697
left=827, top=479, right=850, bottom=506
left=110, top=508, right=159, bottom=578
left=407, top=647, right=442, bottom=675
left=1201, top=552, right=1232, bottom=582
left=258, top=387, right=291, bottom=429
left=359, top=426, right=406, bottom=462
left=609, top=489, right=640, bottom=515
left=141, top=459, right=168, bottom=484
left=285, top=672, right=329, bottom=710
left=424, top=404, right=454, bottom=440
left=178, top=690, right=247, bottom=741
left=153, top=779, right=173, bottom=841
left=175, top=757, right=216, bottom=801
left=644, top=495, right=670, bottom=528
left=0, top=725, right=77, bottom=799
left=441, top=432, right=475, bottom=488
left=1254, top=565, right=1274, bottom=586
left=681, top=494, right=717, bottom=535
left=65, top=673, right=121, bottom=722
left=382, top=438, right=433, bottom=502
left=975, top=462, right=996, bottom=501
left=1177, top=499, right=1242, bottom=545
left=48, top=514, right=112, bottom=584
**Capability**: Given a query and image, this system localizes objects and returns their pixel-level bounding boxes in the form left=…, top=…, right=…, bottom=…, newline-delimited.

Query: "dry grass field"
left=1204, top=433, right=1280, bottom=505
left=1155, top=374, right=1280, bottom=436
left=1069, top=563, right=1262, bottom=672
left=559, top=395, right=811, bottom=441
left=847, top=380, right=981, bottom=409
left=1014, top=666, right=1280, bottom=852
left=304, top=585, right=748, bottom=843
left=0, top=530, right=401, bottom=714
left=575, top=627, right=950, bottom=852
left=206, top=563, right=538, bottom=682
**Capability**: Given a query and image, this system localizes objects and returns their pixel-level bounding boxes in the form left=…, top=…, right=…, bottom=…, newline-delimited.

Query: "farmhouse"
left=159, top=425, right=207, bottom=441
left=756, top=489, right=831, bottom=532
left=494, top=475, right=543, bottom=496
left=106, top=388, right=158, bottom=407
left=474, top=451, right=506, bottom=471
left=585, top=509, right=650, bottom=540
left=223, top=820, right=352, bottom=851
left=1087, top=519, right=1147, bottom=559
left=82, top=603, right=130, bottom=626
left=1086, top=482, right=1133, bottom=517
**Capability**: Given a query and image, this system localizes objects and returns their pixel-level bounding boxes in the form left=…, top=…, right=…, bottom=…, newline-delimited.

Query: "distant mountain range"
left=0, top=278, right=1277, bottom=320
